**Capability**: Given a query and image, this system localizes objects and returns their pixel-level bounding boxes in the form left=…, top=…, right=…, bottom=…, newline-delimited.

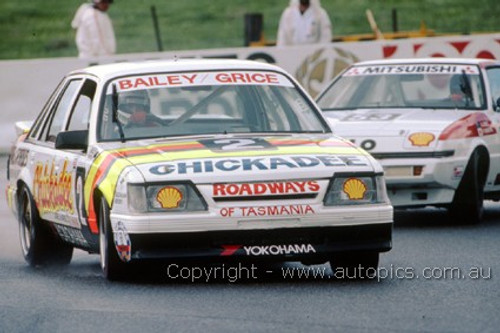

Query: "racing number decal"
left=199, top=138, right=274, bottom=151
left=75, top=167, right=88, bottom=227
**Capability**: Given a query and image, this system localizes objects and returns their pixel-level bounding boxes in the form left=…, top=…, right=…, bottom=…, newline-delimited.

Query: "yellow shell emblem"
left=343, top=178, right=367, bottom=200
left=408, top=132, right=435, bottom=147
left=156, top=186, right=183, bottom=209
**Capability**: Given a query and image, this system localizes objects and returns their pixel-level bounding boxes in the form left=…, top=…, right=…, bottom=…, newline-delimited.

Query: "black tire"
left=18, top=185, right=73, bottom=266
left=330, top=251, right=379, bottom=280
left=449, top=150, right=485, bottom=224
left=98, top=196, right=127, bottom=280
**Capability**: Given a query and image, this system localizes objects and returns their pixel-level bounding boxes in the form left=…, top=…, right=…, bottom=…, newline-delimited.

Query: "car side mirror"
left=55, top=130, right=88, bottom=150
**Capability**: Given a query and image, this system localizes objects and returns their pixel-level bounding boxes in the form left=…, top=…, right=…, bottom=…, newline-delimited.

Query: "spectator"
left=276, top=0, right=332, bottom=46
left=71, top=0, right=116, bottom=59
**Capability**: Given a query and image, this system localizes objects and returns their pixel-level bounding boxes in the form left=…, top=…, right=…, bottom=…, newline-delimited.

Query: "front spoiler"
left=125, top=223, right=392, bottom=262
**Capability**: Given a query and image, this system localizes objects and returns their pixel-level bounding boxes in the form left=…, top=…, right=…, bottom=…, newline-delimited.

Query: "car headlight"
left=324, top=174, right=389, bottom=206
left=128, top=183, right=207, bottom=213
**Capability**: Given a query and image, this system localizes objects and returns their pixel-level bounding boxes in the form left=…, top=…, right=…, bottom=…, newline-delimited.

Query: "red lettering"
left=215, top=73, right=231, bottom=83
left=119, top=80, right=133, bottom=90
left=266, top=74, right=279, bottom=84
left=213, top=184, right=226, bottom=196
left=134, top=78, right=149, bottom=88
left=167, top=75, right=181, bottom=85
left=284, top=182, right=294, bottom=193
left=308, top=181, right=320, bottom=192
left=232, top=73, right=246, bottom=83
left=239, top=183, right=252, bottom=195
left=251, top=73, right=266, bottom=83
left=267, top=182, right=284, bottom=194
left=226, top=184, right=239, bottom=195
left=254, top=183, right=267, bottom=195
left=152, top=77, right=167, bottom=86
left=182, top=74, right=197, bottom=84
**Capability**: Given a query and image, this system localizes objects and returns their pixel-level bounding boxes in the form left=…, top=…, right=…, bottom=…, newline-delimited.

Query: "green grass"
left=0, top=0, right=498, bottom=60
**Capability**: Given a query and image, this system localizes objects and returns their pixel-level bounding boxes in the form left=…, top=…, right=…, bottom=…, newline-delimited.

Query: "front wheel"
left=449, top=150, right=486, bottom=224
left=99, top=196, right=128, bottom=280
left=18, top=185, right=73, bottom=266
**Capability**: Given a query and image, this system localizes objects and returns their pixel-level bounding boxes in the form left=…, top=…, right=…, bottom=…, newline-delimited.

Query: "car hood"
left=94, top=134, right=380, bottom=184
left=323, top=108, right=474, bottom=152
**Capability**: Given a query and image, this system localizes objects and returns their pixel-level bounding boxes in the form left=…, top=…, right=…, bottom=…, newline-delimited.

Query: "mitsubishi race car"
left=316, top=58, right=500, bottom=224
left=6, top=59, right=392, bottom=280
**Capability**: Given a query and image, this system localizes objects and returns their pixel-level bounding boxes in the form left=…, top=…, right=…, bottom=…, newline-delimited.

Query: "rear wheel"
left=99, top=196, right=127, bottom=280
left=18, top=185, right=73, bottom=266
left=330, top=251, right=379, bottom=279
left=449, top=151, right=486, bottom=224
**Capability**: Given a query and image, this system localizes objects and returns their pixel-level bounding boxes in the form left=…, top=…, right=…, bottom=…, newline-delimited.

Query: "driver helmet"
left=449, top=75, right=464, bottom=98
left=117, top=89, right=151, bottom=124
left=118, top=89, right=150, bottom=113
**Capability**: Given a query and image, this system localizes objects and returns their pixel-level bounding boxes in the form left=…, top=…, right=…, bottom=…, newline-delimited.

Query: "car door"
left=29, top=76, right=96, bottom=235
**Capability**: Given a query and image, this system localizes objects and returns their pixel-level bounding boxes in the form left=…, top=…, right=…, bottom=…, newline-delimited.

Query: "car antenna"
left=112, top=84, right=126, bottom=143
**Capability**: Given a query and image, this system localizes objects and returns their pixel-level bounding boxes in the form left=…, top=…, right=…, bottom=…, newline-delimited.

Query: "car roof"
left=352, top=57, right=499, bottom=67
left=69, top=58, right=286, bottom=81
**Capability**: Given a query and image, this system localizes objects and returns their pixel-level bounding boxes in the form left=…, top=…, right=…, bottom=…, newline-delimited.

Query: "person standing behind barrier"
left=71, top=0, right=116, bottom=58
left=276, top=0, right=332, bottom=46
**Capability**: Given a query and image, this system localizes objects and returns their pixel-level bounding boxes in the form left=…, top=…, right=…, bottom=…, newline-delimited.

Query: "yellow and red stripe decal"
left=84, top=138, right=364, bottom=233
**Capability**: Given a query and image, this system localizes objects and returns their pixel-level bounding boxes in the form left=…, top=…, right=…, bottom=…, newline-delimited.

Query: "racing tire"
left=98, top=197, right=127, bottom=281
left=330, top=251, right=379, bottom=280
left=449, top=150, right=485, bottom=225
left=18, top=185, right=73, bottom=266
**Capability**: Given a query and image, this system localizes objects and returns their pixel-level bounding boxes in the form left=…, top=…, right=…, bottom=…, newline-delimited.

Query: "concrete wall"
left=1, top=33, right=499, bottom=152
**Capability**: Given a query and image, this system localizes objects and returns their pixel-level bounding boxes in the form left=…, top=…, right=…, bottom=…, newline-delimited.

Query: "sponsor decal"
left=213, top=181, right=320, bottom=197
left=33, top=159, right=74, bottom=215
left=114, top=222, right=132, bottom=262
left=115, top=71, right=293, bottom=92
left=343, top=178, right=367, bottom=200
left=221, top=244, right=316, bottom=256
left=12, top=148, right=29, bottom=167
left=150, top=155, right=368, bottom=176
left=84, top=137, right=360, bottom=234
left=219, top=204, right=315, bottom=218
left=344, top=64, right=480, bottom=76
left=408, top=132, right=436, bottom=147
left=156, top=186, right=183, bottom=209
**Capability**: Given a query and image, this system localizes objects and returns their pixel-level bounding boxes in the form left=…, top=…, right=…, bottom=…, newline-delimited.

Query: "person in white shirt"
left=277, top=0, right=332, bottom=46
left=71, top=0, right=116, bottom=59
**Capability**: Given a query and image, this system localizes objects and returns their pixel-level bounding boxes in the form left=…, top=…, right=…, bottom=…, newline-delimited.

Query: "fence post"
left=151, top=6, right=163, bottom=52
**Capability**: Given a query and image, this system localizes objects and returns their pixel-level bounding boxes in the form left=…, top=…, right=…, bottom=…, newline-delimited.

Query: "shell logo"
left=156, top=186, right=183, bottom=209
left=343, top=178, right=367, bottom=200
left=408, top=132, right=435, bottom=147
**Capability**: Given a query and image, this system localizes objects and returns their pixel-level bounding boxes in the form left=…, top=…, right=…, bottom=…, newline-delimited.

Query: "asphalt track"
left=0, top=154, right=499, bottom=332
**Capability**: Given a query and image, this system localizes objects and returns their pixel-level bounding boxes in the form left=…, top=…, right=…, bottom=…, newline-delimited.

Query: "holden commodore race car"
left=316, top=58, right=500, bottom=224
left=6, top=59, right=392, bottom=280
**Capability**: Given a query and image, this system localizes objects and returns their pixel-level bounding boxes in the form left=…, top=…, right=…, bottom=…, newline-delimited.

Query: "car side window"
left=486, top=67, right=500, bottom=108
left=29, top=79, right=66, bottom=141
left=67, top=79, right=97, bottom=131
left=42, top=79, right=82, bottom=143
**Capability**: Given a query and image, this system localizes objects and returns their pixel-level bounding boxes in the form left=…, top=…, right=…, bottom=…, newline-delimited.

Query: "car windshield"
left=317, top=64, right=486, bottom=111
left=98, top=70, right=328, bottom=141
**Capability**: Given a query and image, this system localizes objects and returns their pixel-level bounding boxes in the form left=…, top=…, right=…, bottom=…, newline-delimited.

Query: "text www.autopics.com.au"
left=165, top=263, right=493, bottom=283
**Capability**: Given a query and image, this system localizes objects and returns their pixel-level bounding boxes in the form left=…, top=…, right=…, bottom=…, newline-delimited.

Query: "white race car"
left=6, top=59, right=392, bottom=280
left=316, top=58, right=500, bottom=224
